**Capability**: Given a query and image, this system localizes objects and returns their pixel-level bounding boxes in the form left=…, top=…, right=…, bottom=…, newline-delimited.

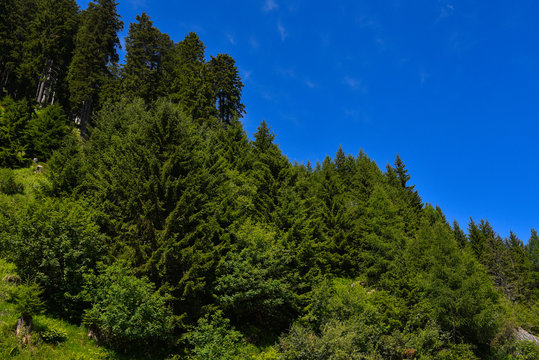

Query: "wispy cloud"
left=305, top=80, right=317, bottom=88
left=129, top=0, right=147, bottom=8
left=263, top=0, right=278, bottom=12
left=242, top=70, right=252, bottom=82
left=226, top=33, right=236, bottom=45
left=343, top=76, right=366, bottom=92
left=277, top=20, right=287, bottom=41
left=437, top=2, right=455, bottom=21
left=249, top=36, right=259, bottom=49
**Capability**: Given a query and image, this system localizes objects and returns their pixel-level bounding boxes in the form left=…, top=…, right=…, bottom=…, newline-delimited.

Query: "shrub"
left=0, top=168, right=23, bottom=194
left=8, top=282, right=44, bottom=319
left=40, top=326, right=67, bottom=344
left=82, top=262, right=174, bottom=353
left=185, top=311, right=249, bottom=360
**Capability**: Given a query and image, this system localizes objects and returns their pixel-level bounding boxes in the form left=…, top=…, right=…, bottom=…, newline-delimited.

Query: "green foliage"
left=186, top=311, right=250, bottom=360
left=8, top=282, right=44, bottom=318
left=122, top=12, right=173, bottom=103
left=209, top=53, right=245, bottom=124
left=171, top=32, right=216, bottom=121
left=82, top=261, right=174, bottom=353
left=67, top=0, right=123, bottom=131
left=0, top=97, right=31, bottom=167
left=47, top=130, right=84, bottom=195
left=0, top=196, right=107, bottom=319
left=40, top=326, right=68, bottom=344
left=25, top=104, right=71, bottom=161
left=0, top=168, right=24, bottom=194
left=215, top=222, right=297, bottom=341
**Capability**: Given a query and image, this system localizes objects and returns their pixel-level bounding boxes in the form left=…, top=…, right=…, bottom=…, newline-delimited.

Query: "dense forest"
left=0, top=0, right=538, bottom=359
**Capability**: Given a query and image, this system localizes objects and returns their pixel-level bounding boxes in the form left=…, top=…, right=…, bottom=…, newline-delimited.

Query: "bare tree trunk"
left=35, top=59, right=58, bottom=106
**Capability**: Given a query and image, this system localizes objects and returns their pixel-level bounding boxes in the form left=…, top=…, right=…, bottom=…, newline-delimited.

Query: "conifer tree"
left=0, top=0, right=36, bottom=96
left=17, top=0, right=79, bottom=105
left=208, top=53, right=245, bottom=125
left=122, top=13, right=173, bottom=103
left=171, top=32, right=215, bottom=121
left=452, top=220, right=467, bottom=248
left=67, top=0, right=122, bottom=135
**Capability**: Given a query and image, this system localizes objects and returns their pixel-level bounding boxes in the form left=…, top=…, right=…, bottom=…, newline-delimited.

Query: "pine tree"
left=67, top=0, right=122, bottom=135
left=208, top=53, right=245, bottom=125
left=0, top=0, right=36, bottom=96
left=122, top=13, right=173, bottom=103
left=171, top=32, right=215, bottom=121
left=17, top=0, right=79, bottom=105
left=528, top=229, right=539, bottom=298
left=468, top=218, right=485, bottom=260
left=452, top=220, right=467, bottom=248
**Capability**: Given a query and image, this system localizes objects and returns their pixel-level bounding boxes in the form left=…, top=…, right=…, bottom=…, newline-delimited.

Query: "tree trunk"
left=75, top=97, right=93, bottom=138
left=35, top=59, right=58, bottom=106
left=15, top=315, right=32, bottom=345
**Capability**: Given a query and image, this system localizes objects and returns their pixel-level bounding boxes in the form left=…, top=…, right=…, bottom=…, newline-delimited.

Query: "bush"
left=0, top=168, right=23, bottom=194
left=25, top=104, right=71, bottom=161
left=82, top=262, right=174, bottom=353
left=0, top=197, right=107, bottom=320
left=186, top=311, right=250, bottom=360
left=40, top=326, right=67, bottom=344
left=8, top=282, right=44, bottom=319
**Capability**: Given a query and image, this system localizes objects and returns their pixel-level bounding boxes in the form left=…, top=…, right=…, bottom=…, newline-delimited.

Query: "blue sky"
left=76, top=0, right=539, bottom=242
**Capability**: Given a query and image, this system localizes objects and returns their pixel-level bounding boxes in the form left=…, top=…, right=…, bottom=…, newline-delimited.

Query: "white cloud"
left=343, top=76, right=368, bottom=93
left=438, top=2, right=455, bottom=20
left=264, top=0, right=278, bottom=12
left=277, top=20, right=287, bottom=41
left=129, top=0, right=147, bottom=8
left=242, top=70, right=252, bottom=82
left=226, top=33, right=236, bottom=45
left=249, top=36, right=259, bottom=49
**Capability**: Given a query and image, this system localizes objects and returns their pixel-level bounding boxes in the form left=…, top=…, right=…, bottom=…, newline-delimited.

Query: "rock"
left=33, top=158, right=38, bottom=164
left=34, top=165, right=43, bottom=173
left=513, top=327, right=539, bottom=345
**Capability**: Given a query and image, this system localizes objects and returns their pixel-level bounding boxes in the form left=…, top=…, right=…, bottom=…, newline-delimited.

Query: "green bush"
left=0, top=168, right=23, bottom=194
left=25, top=104, right=71, bottom=161
left=186, top=311, right=251, bottom=360
left=0, top=197, right=107, bottom=320
left=82, top=262, right=174, bottom=354
left=8, top=282, right=44, bottom=319
left=40, top=326, right=68, bottom=344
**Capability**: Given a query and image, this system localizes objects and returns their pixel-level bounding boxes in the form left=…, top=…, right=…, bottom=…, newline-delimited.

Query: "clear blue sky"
left=77, top=0, right=539, bottom=242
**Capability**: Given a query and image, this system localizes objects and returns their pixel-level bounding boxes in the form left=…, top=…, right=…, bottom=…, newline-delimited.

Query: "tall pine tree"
left=122, top=13, right=173, bottom=103
left=67, top=0, right=122, bottom=135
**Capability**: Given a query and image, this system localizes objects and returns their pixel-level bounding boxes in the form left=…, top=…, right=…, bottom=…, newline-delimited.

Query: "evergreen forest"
left=0, top=1, right=538, bottom=359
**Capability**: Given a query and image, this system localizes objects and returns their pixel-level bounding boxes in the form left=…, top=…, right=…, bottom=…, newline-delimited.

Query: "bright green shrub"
left=82, top=262, right=174, bottom=354
left=185, top=311, right=249, bottom=360
left=0, top=197, right=107, bottom=320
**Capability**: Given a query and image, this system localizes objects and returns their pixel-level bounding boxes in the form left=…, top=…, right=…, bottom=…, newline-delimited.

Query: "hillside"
left=0, top=0, right=538, bottom=359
